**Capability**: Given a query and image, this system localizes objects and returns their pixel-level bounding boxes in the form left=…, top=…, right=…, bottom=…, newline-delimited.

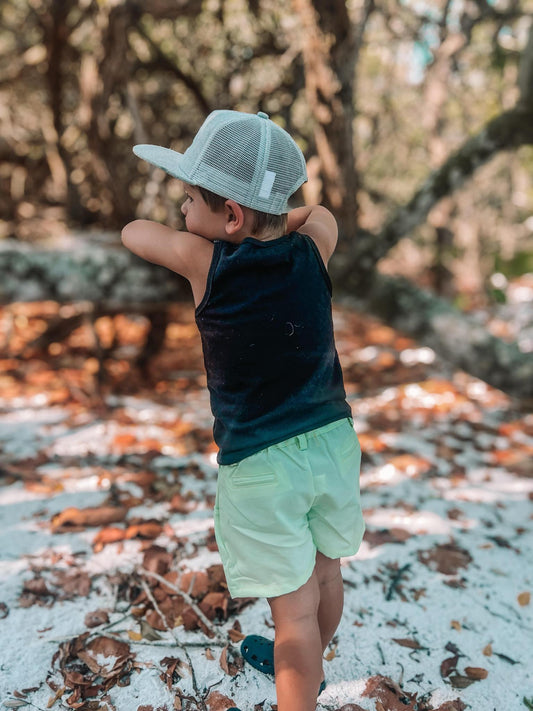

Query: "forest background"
left=0, top=0, right=533, bottom=398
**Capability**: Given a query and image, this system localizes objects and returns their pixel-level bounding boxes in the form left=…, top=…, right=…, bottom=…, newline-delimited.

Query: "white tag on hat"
left=259, top=170, right=276, bottom=199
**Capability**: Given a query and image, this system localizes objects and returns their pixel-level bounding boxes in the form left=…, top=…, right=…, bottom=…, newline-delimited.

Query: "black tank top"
left=195, top=231, right=351, bottom=464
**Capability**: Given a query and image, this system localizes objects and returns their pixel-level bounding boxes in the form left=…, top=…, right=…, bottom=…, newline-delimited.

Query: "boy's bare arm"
left=121, top=220, right=213, bottom=282
left=287, top=206, right=338, bottom=265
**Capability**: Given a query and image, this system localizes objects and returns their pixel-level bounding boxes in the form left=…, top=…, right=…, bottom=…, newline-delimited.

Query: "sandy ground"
left=0, top=302, right=532, bottom=711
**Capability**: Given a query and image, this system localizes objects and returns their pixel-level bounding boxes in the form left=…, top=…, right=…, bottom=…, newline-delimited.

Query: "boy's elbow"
left=121, top=220, right=144, bottom=251
left=121, top=222, right=132, bottom=248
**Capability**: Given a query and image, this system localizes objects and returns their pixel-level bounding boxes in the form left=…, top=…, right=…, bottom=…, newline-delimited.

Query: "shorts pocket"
left=224, top=452, right=280, bottom=494
left=231, top=469, right=277, bottom=488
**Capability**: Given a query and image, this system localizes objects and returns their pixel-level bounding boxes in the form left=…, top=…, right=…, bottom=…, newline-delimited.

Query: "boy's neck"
left=222, top=226, right=286, bottom=244
left=250, top=228, right=286, bottom=242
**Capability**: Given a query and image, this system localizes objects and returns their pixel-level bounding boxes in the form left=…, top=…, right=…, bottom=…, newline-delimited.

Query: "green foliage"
left=487, top=287, right=507, bottom=305
left=494, top=251, right=533, bottom=279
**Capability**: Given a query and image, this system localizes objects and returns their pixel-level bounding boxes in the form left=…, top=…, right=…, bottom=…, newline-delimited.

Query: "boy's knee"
left=315, top=552, right=341, bottom=586
left=268, top=574, right=321, bottom=624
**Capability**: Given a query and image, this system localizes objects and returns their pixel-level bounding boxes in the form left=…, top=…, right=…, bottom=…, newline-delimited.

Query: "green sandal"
left=240, top=635, right=327, bottom=694
left=241, top=634, right=275, bottom=675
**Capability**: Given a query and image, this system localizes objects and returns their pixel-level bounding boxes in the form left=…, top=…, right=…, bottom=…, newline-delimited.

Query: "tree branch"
left=134, top=23, right=212, bottom=115
left=337, top=103, right=533, bottom=280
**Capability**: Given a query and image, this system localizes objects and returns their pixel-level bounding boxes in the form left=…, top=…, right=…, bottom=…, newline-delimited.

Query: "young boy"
left=122, top=110, right=365, bottom=711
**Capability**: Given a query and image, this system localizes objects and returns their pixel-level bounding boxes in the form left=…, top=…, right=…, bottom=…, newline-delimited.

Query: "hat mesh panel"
left=202, top=121, right=260, bottom=186
left=178, top=110, right=307, bottom=213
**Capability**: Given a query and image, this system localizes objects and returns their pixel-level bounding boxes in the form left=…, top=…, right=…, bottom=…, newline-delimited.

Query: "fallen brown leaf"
left=363, top=675, right=418, bottom=710
left=84, top=609, right=110, bottom=628
left=179, top=570, right=210, bottom=598
left=205, top=691, right=236, bottom=711
left=146, top=594, right=188, bottom=631
left=112, top=432, right=137, bottom=451
left=51, top=505, right=128, bottom=531
left=228, top=627, right=245, bottom=643
left=51, top=632, right=136, bottom=706
left=182, top=605, right=201, bottom=631
left=391, top=638, right=423, bottom=650
left=142, top=546, right=173, bottom=575
left=160, top=657, right=182, bottom=690
left=93, top=526, right=127, bottom=551
left=417, top=541, right=472, bottom=575
left=324, top=642, right=338, bottom=661
left=448, top=673, right=477, bottom=689
left=387, top=453, right=432, bottom=477
left=440, top=655, right=459, bottom=678
left=125, top=520, right=164, bottom=540
left=518, top=591, right=531, bottom=606
left=169, top=494, right=197, bottom=514
left=23, top=577, right=51, bottom=597
left=434, top=701, right=467, bottom=711
left=46, top=685, right=66, bottom=707
left=54, top=571, right=91, bottom=597
left=220, top=644, right=243, bottom=676
left=364, top=528, right=411, bottom=547
left=206, top=563, right=227, bottom=591
left=464, top=666, right=488, bottom=680
left=78, top=637, right=133, bottom=679
left=3, top=700, right=29, bottom=708
left=200, top=591, right=228, bottom=621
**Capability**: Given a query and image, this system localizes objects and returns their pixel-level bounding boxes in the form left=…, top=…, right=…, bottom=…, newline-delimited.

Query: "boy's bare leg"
left=268, top=553, right=343, bottom=711
left=268, top=571, right=323, bottom=711
left=315, top=552, right=343, bottom=653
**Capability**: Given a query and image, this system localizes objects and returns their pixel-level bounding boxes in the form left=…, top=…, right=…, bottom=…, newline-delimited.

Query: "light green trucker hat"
left=133, top=110, right=307, bottom=215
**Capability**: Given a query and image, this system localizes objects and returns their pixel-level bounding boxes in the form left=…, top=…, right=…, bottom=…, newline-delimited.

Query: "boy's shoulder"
left=287, top=206, right=338, bottom=266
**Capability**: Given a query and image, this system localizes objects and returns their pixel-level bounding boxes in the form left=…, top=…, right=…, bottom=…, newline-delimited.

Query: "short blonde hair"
left=197, top=185, right=288, bottom=237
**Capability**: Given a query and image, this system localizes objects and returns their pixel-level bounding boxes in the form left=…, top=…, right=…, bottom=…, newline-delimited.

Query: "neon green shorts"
left=213, top=418, right=365, bottom=599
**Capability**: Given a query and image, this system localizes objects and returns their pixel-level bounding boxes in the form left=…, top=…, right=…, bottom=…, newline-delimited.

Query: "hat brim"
left=133, top=145, right=191, bottom=182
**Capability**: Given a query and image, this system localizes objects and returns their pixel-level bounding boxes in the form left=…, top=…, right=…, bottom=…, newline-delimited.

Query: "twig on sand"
left=139, top=577, right=207, bottom=711
left=140, top=568, right=227, bottom=644
left=125, top=638, right=228, bottom=648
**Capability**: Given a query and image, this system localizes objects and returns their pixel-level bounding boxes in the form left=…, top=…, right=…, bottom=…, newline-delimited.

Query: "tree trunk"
left=292, top=0, right=372, bottom=244
left=86, top=4, right=142, bottom=227
left=41, top=0, right=88, bottom=222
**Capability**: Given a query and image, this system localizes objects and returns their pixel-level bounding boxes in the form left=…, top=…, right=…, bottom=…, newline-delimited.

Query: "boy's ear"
left=224, top=199, right=245, bottom=235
